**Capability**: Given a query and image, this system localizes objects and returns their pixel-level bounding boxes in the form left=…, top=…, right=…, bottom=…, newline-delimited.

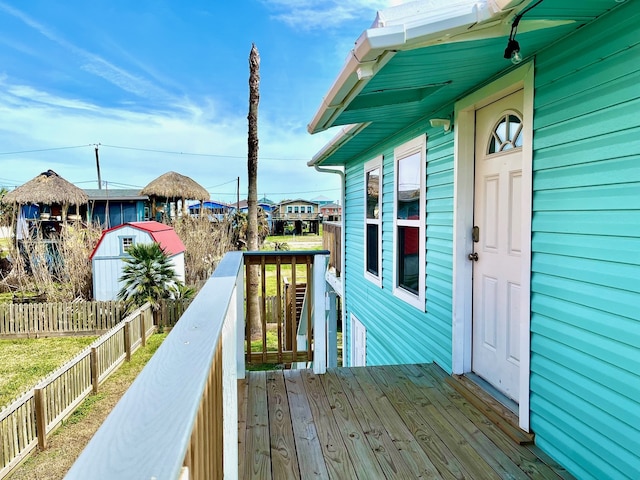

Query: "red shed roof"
left=90, top=221, right=186, bottom=259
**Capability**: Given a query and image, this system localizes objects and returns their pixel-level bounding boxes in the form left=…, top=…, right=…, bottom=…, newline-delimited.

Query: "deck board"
left=265, top=371, right=300, bottom=479
left=285, top=369, right=328, bottom=478
left=240, top=364, right=573, bottom=480
left=299, top=369, right=358, bottom=479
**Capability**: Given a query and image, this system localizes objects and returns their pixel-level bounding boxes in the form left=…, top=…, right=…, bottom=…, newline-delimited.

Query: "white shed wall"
left=92, top=227, right=185, bottom=301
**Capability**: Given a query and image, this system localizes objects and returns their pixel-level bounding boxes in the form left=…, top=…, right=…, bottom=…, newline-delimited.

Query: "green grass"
left=0, top=292, right=13, bottom=303
left=62, top=333, right=167, bottom=426
left=264, top=233, right=322, bottom=245
left=0, top=336, right=97, bottom=408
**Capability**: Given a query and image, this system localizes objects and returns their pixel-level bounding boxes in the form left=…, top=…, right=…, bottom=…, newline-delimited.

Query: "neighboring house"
left=90, top=221, right=185, bottom=301
left=308, top=1, right=639, bottom=479
left=237, top=197, right=275, bottom=230
left=310, top=195, right=333, bottom=208
left=83, top=189, right=150, bottom=228
left=319, top=202, right=341, bottom=222
left=188, top=200, right=235, bottom=222
left=272, top=199, right=320, bottom=234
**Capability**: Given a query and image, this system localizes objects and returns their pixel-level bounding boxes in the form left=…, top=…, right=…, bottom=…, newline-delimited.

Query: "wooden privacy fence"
left=0, top=303, right=155, bottom=479
left=322, top=221, right=341, bottom=277
left=156, top=299, right=193, bottom=329
left=0, top=301, right=123, bottom=338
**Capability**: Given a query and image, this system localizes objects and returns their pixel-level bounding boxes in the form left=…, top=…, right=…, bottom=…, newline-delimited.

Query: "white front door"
left=471, top=90, right=524, bottom=402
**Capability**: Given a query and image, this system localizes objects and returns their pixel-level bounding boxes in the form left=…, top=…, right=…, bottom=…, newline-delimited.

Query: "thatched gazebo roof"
left=140, top=171, right=209, bottom=201
left=2, top=169, right=88, bottom=206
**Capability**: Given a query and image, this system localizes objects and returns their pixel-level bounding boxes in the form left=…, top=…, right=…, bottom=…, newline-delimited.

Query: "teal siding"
left=530, top=2, right=640, bottom=478
left=343, top=124, right=454, bottom=371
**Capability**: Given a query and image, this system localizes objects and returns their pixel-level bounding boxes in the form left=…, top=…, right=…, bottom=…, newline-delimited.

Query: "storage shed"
left=90, top=221, right=185, bottom=301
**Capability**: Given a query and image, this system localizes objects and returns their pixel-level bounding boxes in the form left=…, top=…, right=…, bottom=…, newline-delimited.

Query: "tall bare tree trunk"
left=247, top=43, right=261, bottom=337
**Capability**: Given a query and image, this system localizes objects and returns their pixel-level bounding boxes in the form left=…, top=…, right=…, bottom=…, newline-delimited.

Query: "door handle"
left=468, top=252, right=478, bottom=261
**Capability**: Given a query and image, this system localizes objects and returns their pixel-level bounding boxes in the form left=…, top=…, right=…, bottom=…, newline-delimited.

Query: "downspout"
left=313, top=164, right=345, bottom=291
left=313, top=163, right=345, bottom=368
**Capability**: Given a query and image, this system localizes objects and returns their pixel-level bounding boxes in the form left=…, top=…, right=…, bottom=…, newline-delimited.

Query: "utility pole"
left=237, top=176, right=240, bottom=211
left=94, top=143, right=102, bottom=190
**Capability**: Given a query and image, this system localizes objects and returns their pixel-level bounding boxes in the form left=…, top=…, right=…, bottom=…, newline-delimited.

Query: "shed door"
left=471, top=90, right=524, bottom=402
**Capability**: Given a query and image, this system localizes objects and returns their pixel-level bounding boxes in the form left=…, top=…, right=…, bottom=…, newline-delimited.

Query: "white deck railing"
left=66, top=250, right=332, bottom=480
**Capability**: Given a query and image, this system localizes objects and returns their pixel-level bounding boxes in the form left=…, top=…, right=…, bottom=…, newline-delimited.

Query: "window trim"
left=364, top=156, right=383, bottom=287
left=119, top=235, right=135, bottom=256
left=392, top=135, right=426, bottom=310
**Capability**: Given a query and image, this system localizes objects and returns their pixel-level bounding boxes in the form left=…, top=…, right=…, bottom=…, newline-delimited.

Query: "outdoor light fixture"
left=504, top=0, right=544, bottom=64
left=430, top=118, right=451, bottom=132
left=504, top=38, right=522, bottom=64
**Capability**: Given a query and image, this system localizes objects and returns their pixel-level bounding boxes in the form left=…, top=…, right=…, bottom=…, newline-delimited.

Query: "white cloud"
left=0, top=2, right=177, bottom=105
left=0, top=81, right=339, bottom=203
left=261, top=0, right=393, bottom=30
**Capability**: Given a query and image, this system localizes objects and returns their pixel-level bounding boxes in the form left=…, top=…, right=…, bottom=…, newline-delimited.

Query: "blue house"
left=84, top=189, right=150, bottom=228
left=188, top=200, right=235, bottom=222
left=237, top=197, right=275, bottom=231
left=308, top=1, right=639, bottom=478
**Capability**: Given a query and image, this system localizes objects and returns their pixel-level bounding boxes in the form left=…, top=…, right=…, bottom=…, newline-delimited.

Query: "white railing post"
left=313, top=254, right=328, bottom=374
left=327, top=289, right=338, bottom=368
left=236, top=256, right=246, bottom=380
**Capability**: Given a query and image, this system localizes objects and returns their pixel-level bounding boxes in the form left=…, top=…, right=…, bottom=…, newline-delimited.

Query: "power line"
left=100, top=143, right=308, bottom=162
left=0, top=142, right=312, bottom=162
left=0, top=144, right=92, bottom=156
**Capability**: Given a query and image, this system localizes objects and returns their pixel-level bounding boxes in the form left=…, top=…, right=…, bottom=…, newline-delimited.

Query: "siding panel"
left=342, top=127, right=454, bottom=372
left=530, top=2, right=640, bottom=478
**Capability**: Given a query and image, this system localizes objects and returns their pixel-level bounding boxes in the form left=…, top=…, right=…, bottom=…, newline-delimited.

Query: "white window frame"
left=119, top=236, right=135, bottom=255
left=364, top=156, right=383, bottom=287
left=392, top=135, right=426, bottom=310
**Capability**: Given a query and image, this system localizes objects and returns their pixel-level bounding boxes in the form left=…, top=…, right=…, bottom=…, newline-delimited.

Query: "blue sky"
left=0, top=0, right=395, bottom=203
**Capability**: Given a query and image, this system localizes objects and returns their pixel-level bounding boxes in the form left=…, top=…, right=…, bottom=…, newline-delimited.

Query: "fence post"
left=141, top=309, right=147, bottom=347
left=124, top=321, right=132, bottom=362
left=34, top=387, right=48, bottom=450
left=91, top=347, right=99, bottom=394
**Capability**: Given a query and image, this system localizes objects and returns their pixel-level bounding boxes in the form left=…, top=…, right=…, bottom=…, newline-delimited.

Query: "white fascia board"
left=307, top=0, right=515, bottom=135
left=308, top=123, right=371, bottom=167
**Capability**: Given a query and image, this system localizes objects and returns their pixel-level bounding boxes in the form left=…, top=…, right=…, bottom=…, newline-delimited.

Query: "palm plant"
left=117, top=242, right=179, bottom=312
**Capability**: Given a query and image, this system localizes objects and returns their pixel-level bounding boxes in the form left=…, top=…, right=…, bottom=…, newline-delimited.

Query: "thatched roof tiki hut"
left=140, top=171, right=209, bottom=222
left=2, top=169, right=88, bottom=225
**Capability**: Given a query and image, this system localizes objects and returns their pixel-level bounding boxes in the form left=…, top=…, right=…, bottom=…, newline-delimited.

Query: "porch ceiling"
left=309, top=0, right=628, bottom=167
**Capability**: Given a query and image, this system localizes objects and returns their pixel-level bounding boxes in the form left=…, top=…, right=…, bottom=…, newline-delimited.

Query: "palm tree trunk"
left=247, top=43, right=261, bottom=337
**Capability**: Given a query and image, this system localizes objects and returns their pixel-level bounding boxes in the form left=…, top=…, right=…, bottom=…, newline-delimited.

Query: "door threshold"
left=465, top=373, right=518, bottom=414
left=446, top=373, right=534, bottom=445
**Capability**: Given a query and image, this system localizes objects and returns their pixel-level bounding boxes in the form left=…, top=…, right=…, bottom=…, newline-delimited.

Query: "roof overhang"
left=307, top=0, right=622, bottom=167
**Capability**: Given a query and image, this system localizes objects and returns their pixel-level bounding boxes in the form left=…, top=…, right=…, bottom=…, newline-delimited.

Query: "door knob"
left=468, top=252, right=478, bottom=261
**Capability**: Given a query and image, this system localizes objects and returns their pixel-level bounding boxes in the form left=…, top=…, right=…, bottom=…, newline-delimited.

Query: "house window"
left=120, top=236, right=134, bottom=255
left=364, top=156, right=382, bottom=286
left=488, top=113, right=523, bottom=153
left=393, top=135, right=426, bottom=309
left=294, top=206, right=299, bottom=214
left=307, top=206, right=313, bottom=214
left=287, top=206, right=293, bottom=213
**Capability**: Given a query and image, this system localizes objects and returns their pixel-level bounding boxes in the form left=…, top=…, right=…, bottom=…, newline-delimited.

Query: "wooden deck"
left=238, top=363, right=573, bottom=479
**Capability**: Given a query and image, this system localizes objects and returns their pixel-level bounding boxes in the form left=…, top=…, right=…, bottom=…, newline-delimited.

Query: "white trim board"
left=451, top=62, right=534, bottom=432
